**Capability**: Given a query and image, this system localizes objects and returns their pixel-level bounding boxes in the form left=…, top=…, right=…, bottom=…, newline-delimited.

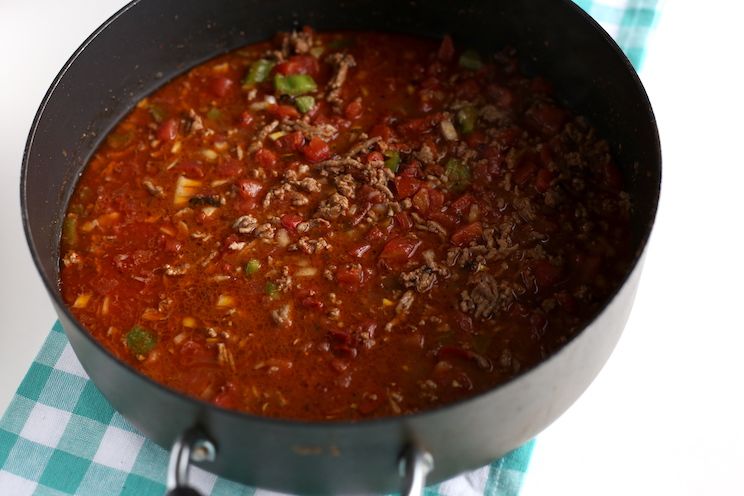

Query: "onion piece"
left=276, top=228, right=290, bottom=247
left=295, top=267, right=318, bottom=277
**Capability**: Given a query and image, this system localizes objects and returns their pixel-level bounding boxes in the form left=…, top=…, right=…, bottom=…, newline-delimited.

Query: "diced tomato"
left=370, top=124, right=394, bottom=141
left=254, top=148, right=277, bottom=168
left=379, top=235, right=421, bottom=268
left=302, top=137, right=331, bottom=162
left=533, top=259, right=562, bottom=289
left=222, top=234, right=239, bottom=249
left=412, top=188, right=430, bottom=213
left=349, top=243, right=371, bottom=258
left=428, top=188, right=445, bottom=213
left=275, top=55, right=320, bottom=76
left=178, top=340, right=215, bottom=367
left=487, top=83, right=515, bottom=109
left=466, top=130, right=487, bottom=147
left=237, top=178, right=263, bottom=199
left=163, top=237, right=182, bottom=254
left=365, top=226, right=385, bottom=243
left=280, top=213, right=303, bottom=231
left=535, top=168, right=554, bottom=192
left=395, top=176, right=422, bottom=199
left=394, top=211, right=413, bottom=230
left=213, top=382, right=239, bottom=409
left=438, top=34, right=455, bottom=62
left=527, top=102, right=567, bottom=136
left=301, top=295, right=324, bottom=310
left=170, top=160, right=204, bottom=178
left=269, top=104, right=301, bottom=119
left=399, top=162, right=422, bottom=178
left=358, top=390, right=384, bottom=415
left=216, top=159, right=243, bottom=178
left=451, top=222, right=483, bottom=247
left=275, top=130, right=304, bottom=153
left=365, top=151, right=384, bottom=164
left=337, top=264, right=365, bottom=288
left=513, top=161, right=537, bottom=186
left=157, top=117, right=179, bottom=142
left=210, top=76, right=235, bottom=98
left=449, top=193, right=475, bottom=217
left=429, top=212, right=457, bottom=230
left=239, top=111, right=254, bottom=127
left=344, top=99, right=363, bottom=120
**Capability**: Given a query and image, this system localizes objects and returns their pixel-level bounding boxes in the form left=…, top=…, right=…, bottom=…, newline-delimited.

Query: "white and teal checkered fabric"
left=1, top=1, right=658, bottom=494
left=0, top=323, right=533, bottom=495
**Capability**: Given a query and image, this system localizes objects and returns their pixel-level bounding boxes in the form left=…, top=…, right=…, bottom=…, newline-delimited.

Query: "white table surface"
left=1, top=1, right=742, bottom=495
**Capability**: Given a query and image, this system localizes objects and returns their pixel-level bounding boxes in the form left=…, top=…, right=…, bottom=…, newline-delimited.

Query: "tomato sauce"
left=59, top=29, right=632, bottom=420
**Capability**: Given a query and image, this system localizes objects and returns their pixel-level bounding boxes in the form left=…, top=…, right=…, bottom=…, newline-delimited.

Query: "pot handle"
left=165, top=428, right=217, bottom=496
left=399, top=445, right=434, bottom=496
left=164, top=429, right=433, bottom=496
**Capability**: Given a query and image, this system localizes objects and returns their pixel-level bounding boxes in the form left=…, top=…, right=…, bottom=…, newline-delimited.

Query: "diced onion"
left=276, top=228, right=290, bottom=247
left=182, top=317, right=198, bottom=328
left=173, top=176, right=202, bottom=206
left=216, top=294, right=235, bottom=308
left=249, top=95, right=276, bottom=111
left=269, top=131, right=287, bottom=141
left=100, top=296, right=110, bottom=316
left=295, top=267, right=318, bottom=277
left=201, top=149, right=218, bottom=161
left=73, top=293, right=92, bottom=309
left=440, top=119, right=458, bottom=141
left=173, top=332, right=189, bottom=345
left=202, top=206, right=217, bottom=218
left=467, top=204, right=480, bottom=223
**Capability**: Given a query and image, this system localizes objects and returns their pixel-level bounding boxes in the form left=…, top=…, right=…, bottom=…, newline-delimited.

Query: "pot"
left=21, top=0, right=661, bottom=494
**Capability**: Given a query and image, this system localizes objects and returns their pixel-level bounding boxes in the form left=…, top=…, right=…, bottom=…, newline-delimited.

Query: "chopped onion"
left=100, top=296, right=110, bottom=316
left=72, top=293, right=92, bottom=309
left=249, top=95, right=276, bottom=111
left=181, top=317, right=197, bottom=328
left=276, top=228, right=290, bottom=247
left=201, top=149, right=218, bottom=161
left=173, top=176, right=202, bottom=206
left=467, top=204, right=480, bottom=223
left=440, top=119, right=458, bottom=141
left=216, top=294, right=235, bottom=308
left=295, top=267, right=318, bottom=277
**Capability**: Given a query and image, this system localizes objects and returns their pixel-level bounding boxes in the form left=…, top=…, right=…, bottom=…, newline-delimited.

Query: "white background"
left=0, top=1, right=742, bottom=495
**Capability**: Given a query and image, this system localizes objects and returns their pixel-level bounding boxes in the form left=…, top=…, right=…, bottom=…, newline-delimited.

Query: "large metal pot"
left=21, top=0, right=661, bottom=494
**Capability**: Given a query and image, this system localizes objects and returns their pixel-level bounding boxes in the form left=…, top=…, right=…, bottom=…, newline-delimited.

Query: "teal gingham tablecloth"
left=0, top=2, right=659, bottom=494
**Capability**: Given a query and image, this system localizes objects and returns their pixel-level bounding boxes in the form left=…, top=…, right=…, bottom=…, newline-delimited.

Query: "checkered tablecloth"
left=1, top=1, right=659, bottom=494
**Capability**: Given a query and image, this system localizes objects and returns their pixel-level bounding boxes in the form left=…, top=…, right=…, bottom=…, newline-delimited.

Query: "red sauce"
left=59, top=29, right=632, bottom=420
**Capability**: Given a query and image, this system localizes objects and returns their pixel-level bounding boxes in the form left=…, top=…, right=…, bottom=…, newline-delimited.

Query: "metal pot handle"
left=399, top=445, right=434, bottom=496
left=165, top=430, right=433, bottom=496
left=165, top=428, right=217, bottom=496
